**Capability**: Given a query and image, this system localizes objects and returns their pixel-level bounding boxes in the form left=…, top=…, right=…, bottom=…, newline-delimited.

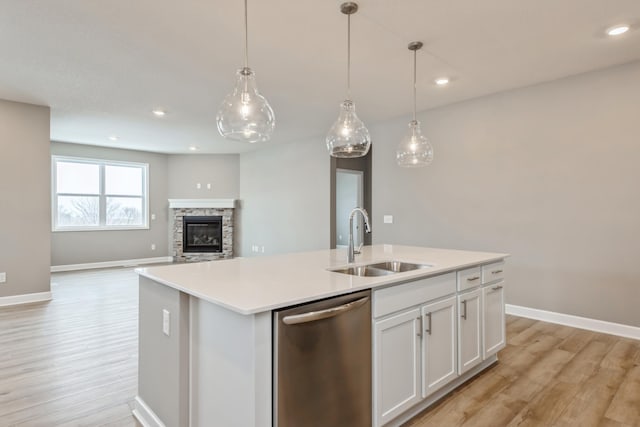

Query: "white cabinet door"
left=458, top=289, right=482, bottom=374
left=483, top=281, right=506, bottom=359
left=421, top=296, right=458, bottom=398
left=374, top=308, right=421, bottom=427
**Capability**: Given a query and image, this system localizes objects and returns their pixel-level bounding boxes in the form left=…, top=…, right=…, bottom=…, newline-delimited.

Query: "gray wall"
left=167, top=154, right=239, bottom=199
left=238, top=138, right=330, bottom=257
left=0, top=100, right=51, bottom=298
left=50, top=142, right=170, bottom=266
left=371, top=61, right=640, bottom=327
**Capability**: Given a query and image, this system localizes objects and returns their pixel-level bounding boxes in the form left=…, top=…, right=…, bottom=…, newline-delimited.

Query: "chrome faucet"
left=348, top=207, right=371, bottom=263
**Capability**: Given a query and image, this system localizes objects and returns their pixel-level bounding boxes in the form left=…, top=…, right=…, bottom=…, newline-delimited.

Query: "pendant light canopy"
left=326, top=2, right=371, bottom=158
left=397, top=41, right=433, bottom=167
left=217, top=0, right=275, bottom=143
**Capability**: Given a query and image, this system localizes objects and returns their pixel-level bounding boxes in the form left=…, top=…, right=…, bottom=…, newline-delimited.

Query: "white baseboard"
left=506, top=304, right=640, bottom=341
left=51, top=256, right=173, bottom=273
left=132, top=396, right=166, bottom=427
left=0, top=291, right=52, bottom=307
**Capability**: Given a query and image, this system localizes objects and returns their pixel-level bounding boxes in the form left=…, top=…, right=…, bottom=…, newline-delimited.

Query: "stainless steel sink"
left=367, top=261, right=432, bottom=273
left=329, top=260, right=432, bottom=277
left=330, top=266, right=394, bottom=277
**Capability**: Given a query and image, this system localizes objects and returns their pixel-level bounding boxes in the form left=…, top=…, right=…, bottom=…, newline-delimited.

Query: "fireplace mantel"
left=168, top=199, right=236, bottom=209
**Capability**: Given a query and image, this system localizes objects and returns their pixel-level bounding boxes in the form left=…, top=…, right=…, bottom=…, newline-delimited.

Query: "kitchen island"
left=134, top=245, right=508, bottom=427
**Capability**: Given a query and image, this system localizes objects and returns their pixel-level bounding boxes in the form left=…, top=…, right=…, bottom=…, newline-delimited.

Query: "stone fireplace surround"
left=169, top=199, right=235, bottom=262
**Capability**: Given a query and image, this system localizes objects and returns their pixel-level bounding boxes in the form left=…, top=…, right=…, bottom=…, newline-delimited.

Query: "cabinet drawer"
left=373, top=273, right=456, bottom=318
left=457, top=266, right=482, bottom=291
left=482, top=260, right=505, bottom=284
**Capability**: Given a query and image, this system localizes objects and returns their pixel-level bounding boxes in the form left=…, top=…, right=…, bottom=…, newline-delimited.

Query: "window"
left=52, top=156, right=149, bottom=231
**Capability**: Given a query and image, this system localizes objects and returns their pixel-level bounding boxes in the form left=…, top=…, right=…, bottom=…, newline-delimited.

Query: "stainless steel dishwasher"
left=273, top=289, right=372, bottom=427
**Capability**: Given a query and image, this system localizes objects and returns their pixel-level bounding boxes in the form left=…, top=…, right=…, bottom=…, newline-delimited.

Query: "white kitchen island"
left=134, top=245, right=508, bottom=427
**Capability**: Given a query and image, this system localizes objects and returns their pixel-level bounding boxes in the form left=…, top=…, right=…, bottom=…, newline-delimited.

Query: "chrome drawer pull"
left=492, top=269, right=503, bottom=274
left=492, top=285, right=503, bottom=291
left=467, top=276, right=480, bottom=282
left=416, top=316, right=423, bottom=338
left=461, top=300, right=467, bottom=320
left=425, top=312, right=432, bottom=335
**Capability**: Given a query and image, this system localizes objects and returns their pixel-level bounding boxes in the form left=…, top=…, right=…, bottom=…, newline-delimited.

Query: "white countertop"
left=136, top=245, right=508, bottom=315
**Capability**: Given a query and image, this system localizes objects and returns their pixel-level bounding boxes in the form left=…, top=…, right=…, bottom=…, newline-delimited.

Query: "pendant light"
left=397, top=41, right=434, bottom=167
left=326, top=2, right=371, bottom=158
left=216, top=0, right=275, bottom=143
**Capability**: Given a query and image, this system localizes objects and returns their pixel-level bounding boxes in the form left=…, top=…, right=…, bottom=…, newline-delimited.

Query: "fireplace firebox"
left=183, top=216, right=222, bottom=253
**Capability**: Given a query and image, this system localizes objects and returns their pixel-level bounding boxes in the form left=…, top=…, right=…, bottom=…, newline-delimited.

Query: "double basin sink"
left=330, top=260, right=432, bottom=277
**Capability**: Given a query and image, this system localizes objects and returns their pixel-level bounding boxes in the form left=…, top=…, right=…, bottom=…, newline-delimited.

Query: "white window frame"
left=52, top=155, right=149, bottom=232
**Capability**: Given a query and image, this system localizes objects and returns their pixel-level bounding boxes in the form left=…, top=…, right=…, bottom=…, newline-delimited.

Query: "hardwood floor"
left=0, top=268, right=141, bottom=427
left=405, top=315, right=640, bottom=427
left=1, top=268, right=639, bottom=426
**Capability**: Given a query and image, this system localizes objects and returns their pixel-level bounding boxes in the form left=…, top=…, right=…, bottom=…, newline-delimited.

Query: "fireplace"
left=183, top=216, right=222, bottom=253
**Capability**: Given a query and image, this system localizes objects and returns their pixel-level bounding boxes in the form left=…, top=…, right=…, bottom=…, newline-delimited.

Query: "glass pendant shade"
left=397, top=119, right=433, bottom=167
left=216, top=67, right=275, bottom=143
left=326, top=99, right=371, bottom=157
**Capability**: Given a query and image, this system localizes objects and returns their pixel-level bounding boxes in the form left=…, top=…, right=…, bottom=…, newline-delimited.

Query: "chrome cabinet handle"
left=416, top=316, right=423, bottom=338
left=467, top=276, right=480, bottom=282
left=461, top=300, right=467, bottom=320
left=491, top=285, right=503, bottom=291
left=492, top=269, right=503, bottom=275
left=425, top=312, right=432, bottom=335
left=282, top=296, right=369, bottom=325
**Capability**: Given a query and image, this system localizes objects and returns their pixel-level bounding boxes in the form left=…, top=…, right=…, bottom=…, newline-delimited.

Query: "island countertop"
left=136, top=245, right=509, bottom=315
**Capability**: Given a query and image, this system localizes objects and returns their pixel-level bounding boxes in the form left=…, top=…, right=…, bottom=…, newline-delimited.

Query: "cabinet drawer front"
left=373, top=273, right=456, bottom=318
left=482, top=260, right=505, bottom=284
left=457, top=266, right=482, bottom=291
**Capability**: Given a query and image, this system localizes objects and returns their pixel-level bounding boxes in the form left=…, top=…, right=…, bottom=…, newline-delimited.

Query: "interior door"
left=335, top=169, right=364, bottom=248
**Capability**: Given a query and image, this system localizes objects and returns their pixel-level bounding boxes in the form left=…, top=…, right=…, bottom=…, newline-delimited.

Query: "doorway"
left=330, top=149, right=372, bottom=249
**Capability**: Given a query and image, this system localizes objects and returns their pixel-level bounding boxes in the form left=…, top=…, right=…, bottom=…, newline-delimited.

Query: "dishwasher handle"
left=282, top=296, right=369, bottom=325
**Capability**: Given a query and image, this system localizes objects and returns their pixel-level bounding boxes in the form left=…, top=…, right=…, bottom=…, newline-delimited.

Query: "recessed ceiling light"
left=108, top=135, right=119, bottom=141
left=606, top=25, right=630, bottom=36
left=188, top=146, right=198, bottom=151
left=435, top=77, right=450, bottom=86
left=152, top=109, right=166, bottom=117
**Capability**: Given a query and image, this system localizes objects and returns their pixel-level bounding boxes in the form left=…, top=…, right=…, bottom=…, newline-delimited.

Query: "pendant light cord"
left=412, top=49, right=417, bottom=121
left=244, top=0, right=249, bottom=69
left=347, top=13, right=351, bottom=100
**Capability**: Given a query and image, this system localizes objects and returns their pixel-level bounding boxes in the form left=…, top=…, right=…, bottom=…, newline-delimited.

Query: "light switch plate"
left=383, top=215, right=393, bottom=224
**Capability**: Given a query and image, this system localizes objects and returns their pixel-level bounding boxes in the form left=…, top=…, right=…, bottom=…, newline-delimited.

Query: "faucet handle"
left=354, top=243, right=364, bottom=254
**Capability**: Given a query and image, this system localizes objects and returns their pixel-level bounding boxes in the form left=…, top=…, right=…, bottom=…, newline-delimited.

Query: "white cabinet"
left=373, top=260, right=506, bottom=426
left=374, top=308, right=422, bottom=426
left=482, top=282, right=506, bottom=358
left=421, top=296, right=457, bottom=397
left=481, top=261, right=506, bottom=359
left=457, top=288, right=482, bottom=374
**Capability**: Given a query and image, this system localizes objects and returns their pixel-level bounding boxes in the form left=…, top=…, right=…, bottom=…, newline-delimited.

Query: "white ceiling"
left=1, top=0, right=639, bottom=154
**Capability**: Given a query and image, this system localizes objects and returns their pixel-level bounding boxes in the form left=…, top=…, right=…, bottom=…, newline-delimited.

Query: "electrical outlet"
left=162, top=309, right=170, bottom=336
left=196, top=183, right=201, bottom=189
left=151, top=213, right=156, bottom=221
left=151, top=244, right=156, bottom=251
left=384, top=215, right=393, bottom=224
left=0, top=272, right=6, bottom=283
left=260, top=246, right=265, bottom=253
left=206, top=183, right=211, bottom=190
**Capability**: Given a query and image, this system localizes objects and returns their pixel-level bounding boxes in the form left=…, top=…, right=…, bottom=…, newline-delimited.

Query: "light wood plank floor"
left=405, top=315, right=640, bottom=427
left=0, top=268, right=141, bottom=427
left=1, top=268, right=639, bottom=426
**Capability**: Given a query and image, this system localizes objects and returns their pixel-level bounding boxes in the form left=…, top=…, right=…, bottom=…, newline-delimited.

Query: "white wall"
left=0, top=100, right=51, bottom=298
left=371, top=61, right=640, bottom=327
left=238, top=137, right=330, bottom=257
left=167, top=154, right=239, bottom=199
